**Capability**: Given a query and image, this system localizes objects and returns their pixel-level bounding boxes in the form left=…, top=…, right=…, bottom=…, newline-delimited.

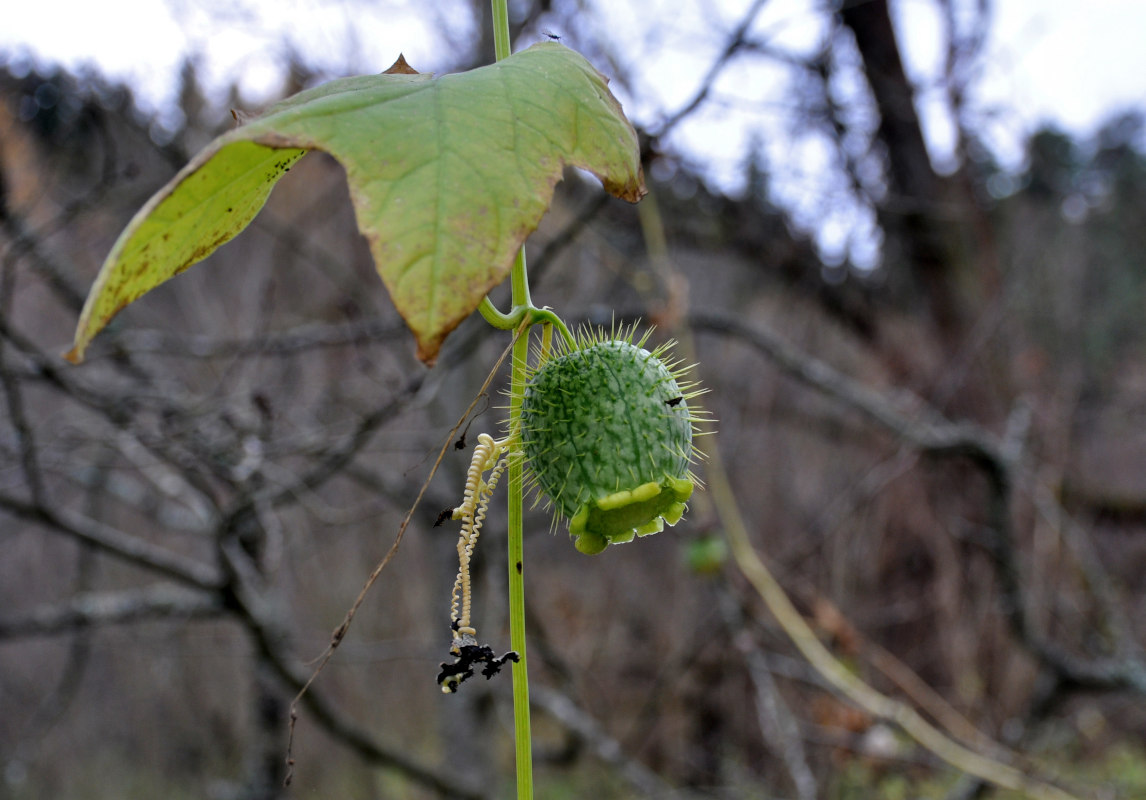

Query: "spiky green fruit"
left=520, top=330, right=702, bottom=554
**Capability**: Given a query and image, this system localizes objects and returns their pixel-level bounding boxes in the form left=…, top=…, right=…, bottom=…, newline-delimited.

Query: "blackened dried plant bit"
left=437, top=634, right=520, bottom=693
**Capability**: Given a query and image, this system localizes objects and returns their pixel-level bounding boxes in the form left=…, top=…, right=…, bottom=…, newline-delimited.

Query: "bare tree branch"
left=530, top=685, right=676, bottom=798
left=0, top=344, right=46, bottom=506
left=85, top=316, right=410, bottom=361
left=215, top=370, right=428, bottom=532
left=0, top=584, right=225, bottom=638
left=0, top=314, right=225, bottom=506
left=707, top=430, right=1081, bottom=800
left=217, top=537, right=488, bottom=800
left=650, top=0, right=770, bottom=141
left=690, top=309, right=1146, bottom=695
left=1028, top=480, right=1141, bottom=660
left=0, top=187, right=89, bottom=314
left=0, top=492, right=222, bottom=590
left=690, top=309, right=974, bottom=450
left=718, top=588, right=817, bottom=800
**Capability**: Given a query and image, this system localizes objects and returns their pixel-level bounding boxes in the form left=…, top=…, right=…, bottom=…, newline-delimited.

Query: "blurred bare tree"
left=3, top=2, right=1146, bottom=798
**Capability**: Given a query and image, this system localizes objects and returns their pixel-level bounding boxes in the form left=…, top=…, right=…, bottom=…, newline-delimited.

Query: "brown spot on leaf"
left=384, top=54, right=419, bottom=75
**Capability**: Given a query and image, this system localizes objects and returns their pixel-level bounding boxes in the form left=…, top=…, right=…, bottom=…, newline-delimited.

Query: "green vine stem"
left=507, top=313, right=533, bottom=799
left=490, top=4, right=534, bottom=797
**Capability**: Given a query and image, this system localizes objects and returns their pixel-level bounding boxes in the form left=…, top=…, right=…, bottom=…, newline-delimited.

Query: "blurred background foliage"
left=2, top=1, right=1146, bottom=798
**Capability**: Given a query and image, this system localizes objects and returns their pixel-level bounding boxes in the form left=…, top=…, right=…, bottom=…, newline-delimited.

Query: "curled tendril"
left=440, top=432, right=517, bottom=693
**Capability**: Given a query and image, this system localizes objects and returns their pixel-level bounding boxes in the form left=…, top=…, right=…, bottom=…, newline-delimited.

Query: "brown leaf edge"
left=383, top=54, right=419, bottom=75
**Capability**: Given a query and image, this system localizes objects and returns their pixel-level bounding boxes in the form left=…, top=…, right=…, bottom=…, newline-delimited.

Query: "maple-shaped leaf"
left=66, top=43, right=644, bottom=364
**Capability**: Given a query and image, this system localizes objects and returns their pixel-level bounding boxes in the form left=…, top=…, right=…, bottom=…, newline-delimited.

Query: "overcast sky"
left=3, top=0, right=1144, bottom=266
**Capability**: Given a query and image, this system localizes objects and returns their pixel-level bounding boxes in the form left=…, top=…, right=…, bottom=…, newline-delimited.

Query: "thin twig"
left=283, top=327, right=522, bottom=786
left=649, top=0, right=770, bottom=141
left=217, top=537, right=488, bottom=800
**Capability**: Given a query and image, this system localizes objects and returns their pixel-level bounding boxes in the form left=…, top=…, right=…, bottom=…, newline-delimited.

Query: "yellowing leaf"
left=67, top=43, right=645, bottom=364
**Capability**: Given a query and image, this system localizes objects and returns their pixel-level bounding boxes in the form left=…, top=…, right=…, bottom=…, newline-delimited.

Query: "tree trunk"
left=838, top=0, right=980, bottom=349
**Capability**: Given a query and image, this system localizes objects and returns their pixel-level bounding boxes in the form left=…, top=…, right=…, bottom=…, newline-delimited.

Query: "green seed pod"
left=520, top=328, right=705, bottom=554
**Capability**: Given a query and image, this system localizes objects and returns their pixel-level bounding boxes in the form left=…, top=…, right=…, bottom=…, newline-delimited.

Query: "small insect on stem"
left=542, top=30, right=562, bottom=41
left=433, top=508, right=454, bottom=527
left=665, top=396, right=683, bottom=407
